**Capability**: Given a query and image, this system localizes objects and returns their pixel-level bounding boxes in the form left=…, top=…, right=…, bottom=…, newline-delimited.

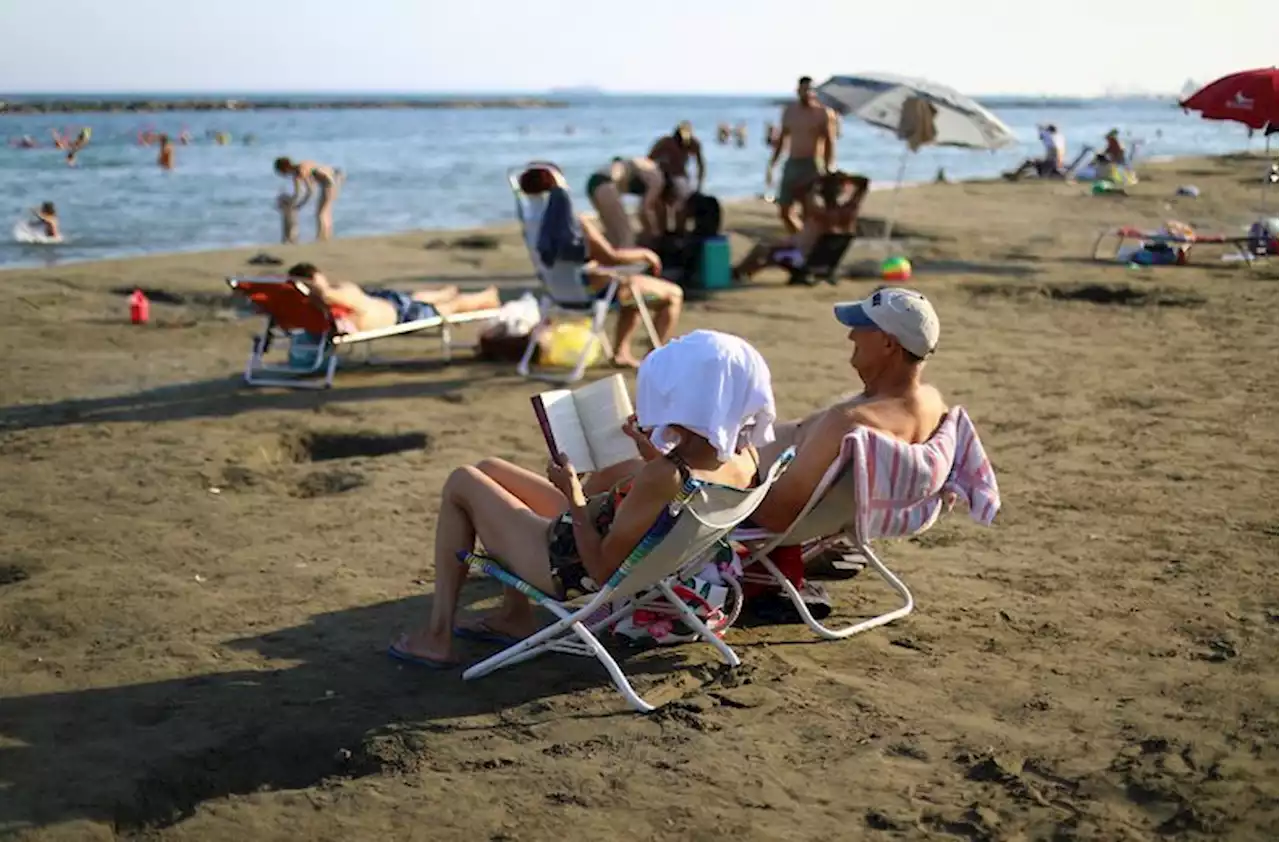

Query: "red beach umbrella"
left=1179, top=67, right=1278, bottom=132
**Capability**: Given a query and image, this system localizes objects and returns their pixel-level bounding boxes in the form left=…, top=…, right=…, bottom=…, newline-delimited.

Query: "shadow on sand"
left=0, top=590, right=699, bottom=834
left=0, top=362, right=522, bottom=433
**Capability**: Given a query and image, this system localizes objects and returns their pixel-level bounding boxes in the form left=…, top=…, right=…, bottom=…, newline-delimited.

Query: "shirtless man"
left=285, top=263, right=500, bottom=333
left=274, top=157, right=343, bottom=241
left=648, top=122, right=706, bottom=231
left=766, top=76, right=837, bottom=234
left=753, top=287, right=946, bottom=531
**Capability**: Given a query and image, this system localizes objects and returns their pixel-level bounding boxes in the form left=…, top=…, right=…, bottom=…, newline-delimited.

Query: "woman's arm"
left=292, top=173, right=313, bottom=209
left=576, top=458, right=681, bottom=585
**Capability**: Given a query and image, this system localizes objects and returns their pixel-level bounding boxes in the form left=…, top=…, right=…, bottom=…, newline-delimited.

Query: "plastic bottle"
left=129, top=289, right=150, bottom=324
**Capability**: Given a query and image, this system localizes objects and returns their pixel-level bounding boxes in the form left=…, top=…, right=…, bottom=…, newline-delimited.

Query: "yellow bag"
left=542, top=320, right=604, bottom=369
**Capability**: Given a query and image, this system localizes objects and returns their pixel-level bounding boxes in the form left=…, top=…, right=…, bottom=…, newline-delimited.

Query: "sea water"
left=0, top=93, right=1264, bottom=267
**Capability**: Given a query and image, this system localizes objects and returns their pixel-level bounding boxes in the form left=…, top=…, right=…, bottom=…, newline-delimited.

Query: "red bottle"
left=129, top=289, right=150, bottom=324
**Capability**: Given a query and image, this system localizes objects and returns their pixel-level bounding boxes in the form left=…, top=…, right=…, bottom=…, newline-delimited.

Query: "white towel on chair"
left=636, top=329, right=777, bottom=461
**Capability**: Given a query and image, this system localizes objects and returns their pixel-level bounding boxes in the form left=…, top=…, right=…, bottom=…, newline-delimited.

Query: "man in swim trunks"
left=286, top=263, right=500, bottom=333
left=648, top=122, right=706, bottom=231
left=766, top=76, right=837, bottom=235
left=274, top=157, right=343, bottom=241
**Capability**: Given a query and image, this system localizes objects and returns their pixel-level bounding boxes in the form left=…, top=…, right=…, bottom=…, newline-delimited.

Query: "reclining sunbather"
left=733, top=172, right=869, bottom=282
left=390, top=329, right=776, bottom=667
left=285, top=262, right=500, bottom=333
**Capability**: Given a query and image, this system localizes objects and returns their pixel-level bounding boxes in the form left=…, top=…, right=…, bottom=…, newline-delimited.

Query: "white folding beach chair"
left=509, top=161, right=662, bottom=383
left=457, top=449, right=795, bottom=713
left=226, top=276, right=500, bottom=389
left=730, top=407, right=1000, bottom=640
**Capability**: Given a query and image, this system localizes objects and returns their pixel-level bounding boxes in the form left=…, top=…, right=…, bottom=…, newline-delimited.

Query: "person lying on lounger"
left=520, top=166, right=684, bottom=367
left=286, top=262, right=500, bottom=333
left=390, top=329, right=776, bottom=667
left=733, top=172, right=869, bottom=282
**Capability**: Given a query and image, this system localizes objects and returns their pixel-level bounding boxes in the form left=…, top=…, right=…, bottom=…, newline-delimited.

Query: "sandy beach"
left=0, top=155, right=1275, bottom=841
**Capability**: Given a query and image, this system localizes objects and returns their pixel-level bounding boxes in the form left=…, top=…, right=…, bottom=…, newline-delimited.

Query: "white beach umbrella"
left=817, top=73, right=1017, bottom=254
left=817, top=72, right=1016, bottom=150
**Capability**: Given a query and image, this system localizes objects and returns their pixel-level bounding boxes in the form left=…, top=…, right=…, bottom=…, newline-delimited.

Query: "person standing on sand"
left=766, top=76, right=837, bottom=235
left=648, top=122, right=706, bottom=232
left=274, top=157, right=343, bottom=241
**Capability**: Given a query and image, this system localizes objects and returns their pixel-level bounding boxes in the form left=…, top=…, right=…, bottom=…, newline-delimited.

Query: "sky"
left=1, top=0, right=1276, bottom=97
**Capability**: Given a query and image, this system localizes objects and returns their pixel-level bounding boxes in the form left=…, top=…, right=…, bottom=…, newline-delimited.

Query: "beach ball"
left=881, top=256, right=912, bottom=282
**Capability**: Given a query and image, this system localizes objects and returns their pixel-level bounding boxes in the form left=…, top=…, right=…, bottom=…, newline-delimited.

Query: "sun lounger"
left=226, top=276, right=499, bottom=389
left=510, top=161, right=663, bottom=384
left=729, top=407, right=999, bottom=640
left=1092, top=226, right=1267, bottom=263
left=457, top=449, right=795, bottom=713
left=786, top=232, right=856, bottom=286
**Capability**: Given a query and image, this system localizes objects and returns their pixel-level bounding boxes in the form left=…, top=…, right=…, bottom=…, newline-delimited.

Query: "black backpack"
left=684, top=193, right=722, bottom=237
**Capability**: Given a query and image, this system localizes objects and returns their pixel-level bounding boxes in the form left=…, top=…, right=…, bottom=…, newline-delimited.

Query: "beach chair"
left=1091, top=226, right=1267, bottom=264
left=458, top=449, right=795, bottom=713
left=787, top=232, right=856, bottom=286
left=510, top=161, right=662, bottom=384
left=226, top=276, right=499, bottom=389
left=729, top=407, right=999, bottom=640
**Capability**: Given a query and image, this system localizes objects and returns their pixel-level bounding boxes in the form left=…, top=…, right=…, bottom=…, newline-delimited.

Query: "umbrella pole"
left=880, top=145, right=911, bottom=253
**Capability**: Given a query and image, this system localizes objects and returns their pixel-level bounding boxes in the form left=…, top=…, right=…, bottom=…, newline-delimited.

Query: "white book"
left=531, top=374, right=640, bottom=473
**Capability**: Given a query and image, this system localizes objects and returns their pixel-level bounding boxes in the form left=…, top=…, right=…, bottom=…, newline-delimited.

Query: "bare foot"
left=456, top=610, right=540, bottom=640
left=392, top=628, right=457, bottom=665
left=611, top=352, right=641, bottom=369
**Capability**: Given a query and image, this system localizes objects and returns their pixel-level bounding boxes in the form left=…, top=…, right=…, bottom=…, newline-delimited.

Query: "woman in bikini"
left=585, top=156, right=666, bottom=248
left=273, top=157, right=343, bottom=241
left=390, top=330, right=776, bottom=668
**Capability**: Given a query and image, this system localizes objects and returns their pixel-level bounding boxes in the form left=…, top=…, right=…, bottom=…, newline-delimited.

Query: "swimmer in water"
left=65, top=127, right=91, bottom=166
left=31, top=202, right=60, bottom=240
left=157, top=135, right=175, bottom=170
left=274, top=157, right=344, bottom=241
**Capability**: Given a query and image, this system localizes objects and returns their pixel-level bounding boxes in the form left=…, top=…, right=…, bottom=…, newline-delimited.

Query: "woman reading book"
left=390, top=330, right=777, bottom=668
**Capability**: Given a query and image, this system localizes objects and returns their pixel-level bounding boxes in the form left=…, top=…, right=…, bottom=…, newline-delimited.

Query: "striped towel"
left=842, top=406, right=1000, bottom=541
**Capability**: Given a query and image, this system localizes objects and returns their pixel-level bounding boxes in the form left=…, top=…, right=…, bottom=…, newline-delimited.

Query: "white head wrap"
left=635, top=330, right=776, bottom=461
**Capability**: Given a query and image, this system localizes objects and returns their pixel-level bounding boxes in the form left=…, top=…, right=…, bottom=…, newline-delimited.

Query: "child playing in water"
left=32, top=202, right=60, bottom=240
left=273, top=157, right=343, bottom=241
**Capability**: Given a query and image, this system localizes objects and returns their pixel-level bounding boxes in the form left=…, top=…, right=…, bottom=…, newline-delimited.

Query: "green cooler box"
left=688, top=236, right=731, bottom=292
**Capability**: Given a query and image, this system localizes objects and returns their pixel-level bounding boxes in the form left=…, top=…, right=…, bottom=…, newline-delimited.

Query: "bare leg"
left=733, top=243, right=777, bottom=281
left=433, top=286, right=501, bottom=316
left=409, top=285, right=461, bottom=305
left=396, top=466, right=555, bottom=663
left=611, top=308, right=642, bottom=368
left=778, top=200, right=801, bottom=236
left=474, top=457, right=566, bottom=516
left=592, top=184, right=636, bottom=248
left=316, top=184, right=336, bottom=240
left=624, top=276, right=683, bottom=345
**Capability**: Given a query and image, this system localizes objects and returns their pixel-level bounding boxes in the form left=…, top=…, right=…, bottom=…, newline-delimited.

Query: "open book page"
left=534, top=389, right=596, bottom=470
left=572, top=374, right=640, bottom=471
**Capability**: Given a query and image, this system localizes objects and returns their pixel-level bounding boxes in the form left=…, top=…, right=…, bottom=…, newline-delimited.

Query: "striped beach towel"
left=843, top=406, right=1000, bottom=541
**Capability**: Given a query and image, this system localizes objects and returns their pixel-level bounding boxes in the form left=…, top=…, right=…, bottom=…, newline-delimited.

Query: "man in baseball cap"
left=743, top=287, right=949, bottom=621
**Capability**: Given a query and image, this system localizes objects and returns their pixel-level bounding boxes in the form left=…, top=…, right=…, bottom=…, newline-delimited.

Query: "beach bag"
left=541, top=321, right=605, bottom=369
left=611, top=542, right=738, bottom=646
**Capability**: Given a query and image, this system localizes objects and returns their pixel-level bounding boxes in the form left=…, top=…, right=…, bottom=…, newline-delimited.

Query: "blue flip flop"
left=453, top=621, right=521, bottom=647
left=387, top=638, right=455, bottom=670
